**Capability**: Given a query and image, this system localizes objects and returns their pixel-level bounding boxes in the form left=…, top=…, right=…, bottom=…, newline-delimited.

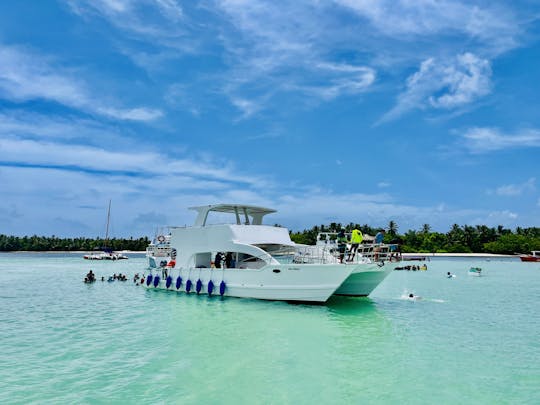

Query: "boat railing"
left=294, top=243, right=400, bottom=264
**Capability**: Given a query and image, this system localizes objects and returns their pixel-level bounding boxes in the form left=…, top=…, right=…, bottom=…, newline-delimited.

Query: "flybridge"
left=189, top=204, right=277, bottom=226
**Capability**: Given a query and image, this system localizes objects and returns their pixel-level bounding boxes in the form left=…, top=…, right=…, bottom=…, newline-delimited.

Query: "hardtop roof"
left=189, top=204, right=277, bottom=226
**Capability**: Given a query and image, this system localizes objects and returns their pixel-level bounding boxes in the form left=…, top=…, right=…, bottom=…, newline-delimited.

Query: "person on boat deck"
left=346, top=228, right=363, bottom=261
left=225, top=252, right=235, bottom=268
left=337, top=229, right=347, bottom=263
left=389, top=243, right=402, bottom=261
left=215, top=252, right=224, bottom=268
left=373, top=229, right=385, bottom=261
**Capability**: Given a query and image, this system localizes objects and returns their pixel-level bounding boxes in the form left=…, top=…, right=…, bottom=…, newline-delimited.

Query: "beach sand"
left=402, top=252, right=515, bottom=258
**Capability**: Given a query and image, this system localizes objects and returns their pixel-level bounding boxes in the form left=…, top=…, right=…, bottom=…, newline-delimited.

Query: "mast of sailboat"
left=105, top=199, right=111, bottom=247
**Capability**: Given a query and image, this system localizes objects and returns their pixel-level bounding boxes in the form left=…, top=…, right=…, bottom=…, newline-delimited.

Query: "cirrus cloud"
left=0, top=44, right=162, bottom=121
left=378, top=53, right=491, bottom=124
left=458, top=127, right=540, bottom=153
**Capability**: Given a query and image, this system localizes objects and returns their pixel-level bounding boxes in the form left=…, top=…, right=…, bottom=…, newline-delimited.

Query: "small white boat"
left=141, top=204, right=394, bottom=302
left=83, top=200, right=128, bottom=261
left=83, top=251, right=128, bottom=260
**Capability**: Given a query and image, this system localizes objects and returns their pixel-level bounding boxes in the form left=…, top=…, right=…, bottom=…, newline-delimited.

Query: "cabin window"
left=195, top=252, right=211, bottom=268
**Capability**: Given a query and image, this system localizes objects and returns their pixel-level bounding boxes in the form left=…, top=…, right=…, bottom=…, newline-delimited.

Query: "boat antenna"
left=105, top=199, right=111, bottom=245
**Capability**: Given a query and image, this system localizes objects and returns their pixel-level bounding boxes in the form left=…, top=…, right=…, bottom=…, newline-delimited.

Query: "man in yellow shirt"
left=347, top=228, right=363, bottom=261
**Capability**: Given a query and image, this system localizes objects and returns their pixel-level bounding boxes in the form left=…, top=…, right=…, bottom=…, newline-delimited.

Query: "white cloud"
left=299, top=64, right=376, bottom=101
left=97, top=107, right=163, bottom=121
left=230, top=97, right=263, bottom=119
left=213, top=1, right=378, bottom=114
left=458, top=127, right=540, bottom=153
left=334, top=0, right=520, bottom=54
left=0, top=145, right=532, bottom=236
left=0, top=44, right=162, bottom=121
left=488, top=210, right=518, bottom=220
left=66, top=0, right=188, bottom=50
left=65, top=0, right=526, bottom=119
left=429, top=53, right=491, bottom=108
left=272, top=192, right=490, bottom=232
left=378, top=53, right=491, bottom=123
left=494, top=178, right=536, bottom=197
left=0, top=132, right=270, bottom=189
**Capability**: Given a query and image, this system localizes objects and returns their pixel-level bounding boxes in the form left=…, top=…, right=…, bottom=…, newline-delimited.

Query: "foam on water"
left=0, top=253, right=539, bottom=404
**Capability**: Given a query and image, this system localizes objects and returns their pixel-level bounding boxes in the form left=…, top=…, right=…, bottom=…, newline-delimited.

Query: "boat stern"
left=334, top=262, right=393, bottom=296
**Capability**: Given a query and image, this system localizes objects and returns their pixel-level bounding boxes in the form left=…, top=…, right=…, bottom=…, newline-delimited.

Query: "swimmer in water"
left=447, top=272, right=455, bottom=278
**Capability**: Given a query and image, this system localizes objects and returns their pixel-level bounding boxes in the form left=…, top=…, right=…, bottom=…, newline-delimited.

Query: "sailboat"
left=83, top=200, right=128, bottom=260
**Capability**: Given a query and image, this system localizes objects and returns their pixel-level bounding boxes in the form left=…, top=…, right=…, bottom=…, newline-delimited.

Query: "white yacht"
left=141, top=204, right=394, bottom=302
left=83, top=250, right=128, bottom=260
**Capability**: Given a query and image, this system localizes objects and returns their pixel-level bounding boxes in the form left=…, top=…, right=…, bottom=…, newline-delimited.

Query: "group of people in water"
left=83, top=270, right=96, bottom=283
left=83, top=270, right=128, bottom=283
left=108, top=273, right=128, bottom=282
left=394, top=264, right=428, bottom=271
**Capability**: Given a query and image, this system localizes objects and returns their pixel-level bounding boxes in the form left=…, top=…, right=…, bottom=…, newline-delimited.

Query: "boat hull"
left=148, top=255, right=171, bottom=268
left=142, top=264, right=354, bottom=302
left=520, top=256, right=540, bottom=262
left=333, top=262, right=393, bottom=296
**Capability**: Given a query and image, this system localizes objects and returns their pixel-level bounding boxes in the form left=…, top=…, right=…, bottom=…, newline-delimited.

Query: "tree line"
left=0, top=235, right=151, bottom=252
left=2, top=223, right=540, bottom=254
left=289, top=222, right=540, bottom=255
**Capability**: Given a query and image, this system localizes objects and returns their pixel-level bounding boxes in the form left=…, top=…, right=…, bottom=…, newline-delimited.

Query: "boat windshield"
left=254, top=243, right=296, bottom=259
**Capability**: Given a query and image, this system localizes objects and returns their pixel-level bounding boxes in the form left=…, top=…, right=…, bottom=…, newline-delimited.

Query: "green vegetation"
left=0, top=235, right=150, bottom=252
left=2, top=223, right=540, bottom=254
left=289, top=223, right=540, bottom=255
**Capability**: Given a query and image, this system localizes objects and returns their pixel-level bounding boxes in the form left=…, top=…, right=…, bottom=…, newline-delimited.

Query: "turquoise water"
left=1, top=254, right=539, bottom=404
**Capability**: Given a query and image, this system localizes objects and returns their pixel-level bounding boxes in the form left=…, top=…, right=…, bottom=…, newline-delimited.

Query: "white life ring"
left=157, top=235, right=166, bottom=243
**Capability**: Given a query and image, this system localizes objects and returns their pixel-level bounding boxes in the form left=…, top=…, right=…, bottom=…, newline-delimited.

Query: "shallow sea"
left=0, top=253, right=539, bottom=404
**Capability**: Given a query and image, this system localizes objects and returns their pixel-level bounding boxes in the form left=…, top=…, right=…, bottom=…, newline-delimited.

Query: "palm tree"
left=447, top=224, right=464, bottom=245
left=387, top=220, right=398, bottom=236
left=421, top=224, right=431, bottom=234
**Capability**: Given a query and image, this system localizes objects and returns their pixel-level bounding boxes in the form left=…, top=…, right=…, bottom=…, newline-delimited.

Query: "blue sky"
left=1, top=0, right=540, bottom=237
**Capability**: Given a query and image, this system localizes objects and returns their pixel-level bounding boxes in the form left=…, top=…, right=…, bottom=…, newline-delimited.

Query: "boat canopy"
left=189, top=204, right=277, bottom=227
